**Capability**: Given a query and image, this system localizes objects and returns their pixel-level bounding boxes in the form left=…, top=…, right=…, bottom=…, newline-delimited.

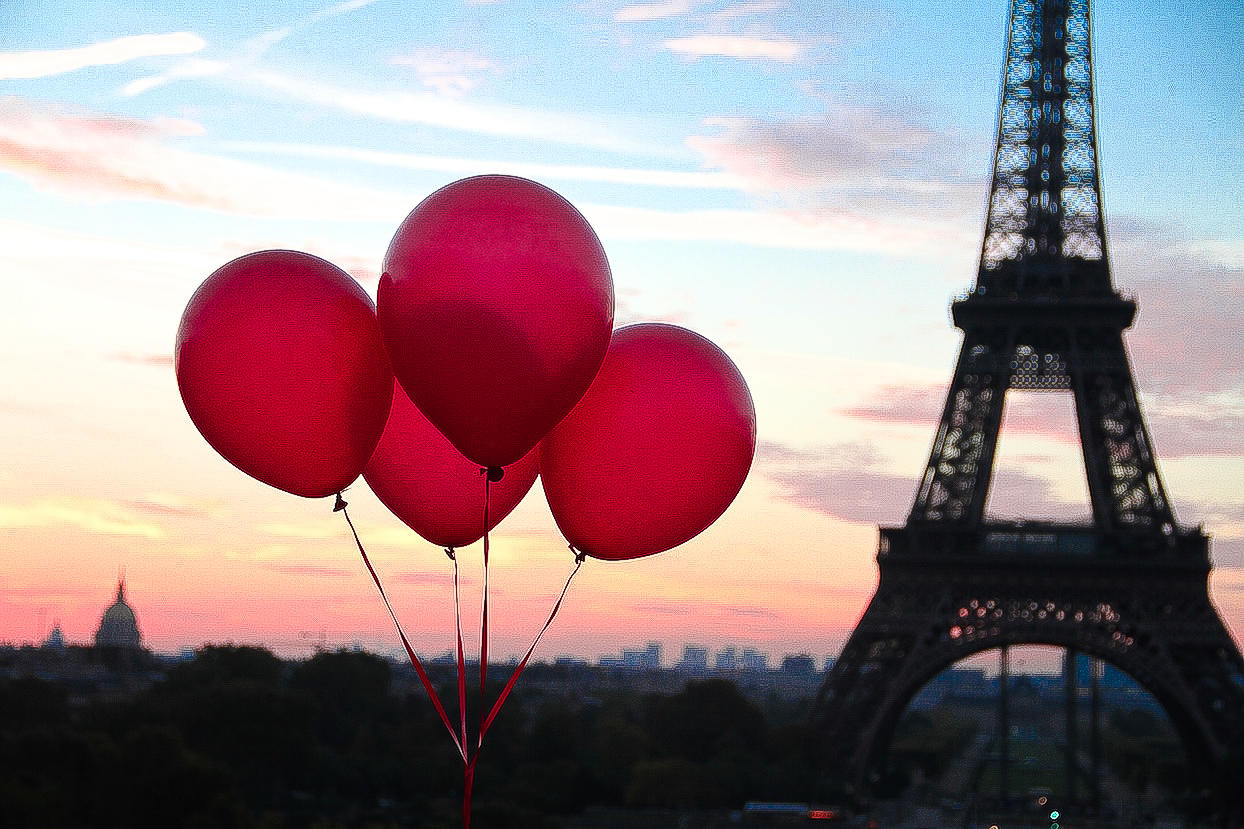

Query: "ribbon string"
left=478, top=472, right=491, bottom=750
left=451, top=550, right=469, bottom=752
left=336, top=492, right=585, bottom=829
left=335, top=495, right=465, bottom=763
left=480, top=550, right=584, bottom=740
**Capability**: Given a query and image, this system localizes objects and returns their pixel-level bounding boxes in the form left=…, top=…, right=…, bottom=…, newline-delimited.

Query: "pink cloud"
left=757, top=440, right=917, bottom=525
left=630, top=601, right=692, bottom=616
left=110, top=353, right=174, bottom=367
left=840, top=383, right=944, bottom=427
left=124, top=498, right=215, bottom=518
left=664, top=34, right=802, bottom=62
left=841, top=384, right=1082, bottom=443
left=265, top=564, right=354, bottom=578
left=1111, top=220, right=1244, bottom=397
left=395, top=571, right=459, bottom=587
left=0, top=399, right=55, bottom=418
left=0, top=98, right=410, bottom=220
left=687, top=105, right=982, bottom=219
left=727, top=606, right=782, bottom=619
left=983, top=464, right=1091, bottom=523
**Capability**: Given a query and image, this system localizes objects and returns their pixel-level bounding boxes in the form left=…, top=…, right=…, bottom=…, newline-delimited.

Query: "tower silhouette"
left=810, top=0, right=1244, bottom=793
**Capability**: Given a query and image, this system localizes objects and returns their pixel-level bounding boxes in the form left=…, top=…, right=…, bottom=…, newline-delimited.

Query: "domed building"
left=42, top=620, right=65, bottom=650
left=95, top=578, right=142, bottom=649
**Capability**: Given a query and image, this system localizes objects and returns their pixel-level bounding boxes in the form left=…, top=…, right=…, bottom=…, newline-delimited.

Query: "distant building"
left=780, top=654, right=816, bottom=675
left=678, top=646, right=709, bottom=672
left=710, top=648, right=769, bottom=672
left=42, top=621, right=65, bottom=650
left=740, top=649, right=768, bottom=671
left=600, top=642, right=661, bottom=670
left=95, top=578, right=142, bottom=649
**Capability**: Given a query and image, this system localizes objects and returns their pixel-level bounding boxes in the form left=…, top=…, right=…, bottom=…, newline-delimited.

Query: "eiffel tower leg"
left=909, top=327, right=1012, bottom=525
left=1070, top=329, right=1174, bottom=533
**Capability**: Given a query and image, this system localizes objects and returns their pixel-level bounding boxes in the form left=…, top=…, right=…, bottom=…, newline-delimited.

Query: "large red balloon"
left=364, top=383, right=540, bottom=548
left=379, top=175, right=613, bottom=469
left=176, top=250, right=394, bottom=498
left=540, top=323, right=756, bottom=561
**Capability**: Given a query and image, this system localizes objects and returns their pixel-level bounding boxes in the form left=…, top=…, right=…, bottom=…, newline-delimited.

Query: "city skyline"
left=1, top=0, right=1242, bottom=665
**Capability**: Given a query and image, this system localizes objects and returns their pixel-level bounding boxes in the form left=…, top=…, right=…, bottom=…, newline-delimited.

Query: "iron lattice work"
left=811, top=0, right=1244, bottom=795
left=979, top=0, right=1106, bottom=285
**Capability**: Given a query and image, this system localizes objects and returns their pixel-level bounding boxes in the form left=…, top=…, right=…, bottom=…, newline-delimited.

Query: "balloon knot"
left=444, top=547, right=456, bottom=561
left=570, top=546, right=586, bottom=564
left=485, top=466, right=504, bottom=483
left=333, top=493, right=348, bottom=512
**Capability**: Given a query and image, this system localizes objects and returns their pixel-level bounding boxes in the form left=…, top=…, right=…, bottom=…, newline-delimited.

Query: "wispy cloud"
left=631, top=601, right=692, bottom=615
left=615, top=0, right=700, bottom=22
left=842, top=383, right=1088, bottom=446
left=688, top=106, right=982, bottom=219
left=664, top=34, right=801, bottom=62
left=391, top=49, right=499, bottom=98
left=757, top=441, right=917, bottom=525
left=0, top=100, right=972, bottom=256
left=0, top=33, right=205, bottom=80
left=582, top=202, right=974, bottom=255
left=125, top=494, right=225, bottom=519
left=0, top=99, right=411, bottom=221
left=121, top=0, right=380, bottom=97
left=984, top=464, right=1091, bottom=523
left=265, top=563, right=354, bottom=578
left=121, top=58, right=228, bottom=97
left=1144, top=400, right=1244, bottom=459
left=757, top=439, right=1095, bottom=526
left=110, top=353, right=174, bottom=368
left=256, top=523, right=344, bottom=541
left=1111, top=219, right=1244, bottom=397
left=248, top=71, right=655, bottom=155
left=841, top=384, right=945, bottom=428
left=727, top=605, right=782, bottom=618
left=0, top=498, right=167, bottom=539
left=395, top=570, right=462, bottom=587
left=226, top=141, right=744, bottom=190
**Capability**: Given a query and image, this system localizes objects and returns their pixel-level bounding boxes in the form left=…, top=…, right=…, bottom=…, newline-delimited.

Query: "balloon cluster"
left=176, top=175, right=756, bottom=826
left=176, top=175, right=756, bottom=560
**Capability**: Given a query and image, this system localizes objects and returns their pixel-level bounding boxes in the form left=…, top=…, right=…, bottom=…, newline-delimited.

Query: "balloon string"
left=463, top=756, right=476, bottom=829
left=479, top=548, right=585, bottom=741
left=334, top=495, right=465, bottom=762
left=478, top=472, right=491, bottom=750
left=452, top=550, right=468, bottom=754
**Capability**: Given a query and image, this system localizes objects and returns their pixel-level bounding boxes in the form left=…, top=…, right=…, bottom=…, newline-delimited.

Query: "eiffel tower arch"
left=809, top=0, right=1244, bottom=794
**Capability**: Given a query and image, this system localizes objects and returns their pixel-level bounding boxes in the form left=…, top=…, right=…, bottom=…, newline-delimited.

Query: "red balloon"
left=364, top=383, right=540, bottom=548
left=379, top=175, right=613, bottom=469
left=176, top=250, right=394, bottom=498
left=540, top=323, right=756, bottom=561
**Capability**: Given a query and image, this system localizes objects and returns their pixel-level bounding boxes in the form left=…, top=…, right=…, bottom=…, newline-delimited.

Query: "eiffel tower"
left=810, top=0, right=1244, bottom=795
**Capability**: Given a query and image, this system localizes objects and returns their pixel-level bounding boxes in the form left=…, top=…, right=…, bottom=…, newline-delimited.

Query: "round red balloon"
left=176, top=250, right=394, bottom=498
left=540, top=324, right=756, bottom=561
left=379, top=175, right=613, bottom=469
left=364, top=383, right=540, bottom=548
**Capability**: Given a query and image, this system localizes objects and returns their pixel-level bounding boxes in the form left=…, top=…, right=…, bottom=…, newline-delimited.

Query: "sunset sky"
left=2, top=0, right=1242, bottom=667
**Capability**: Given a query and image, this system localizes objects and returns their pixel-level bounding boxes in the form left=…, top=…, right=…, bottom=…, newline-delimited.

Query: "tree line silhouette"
left=4, top=645, right=1238, bottom=828
left=0, top=645, right=838, bottom=828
